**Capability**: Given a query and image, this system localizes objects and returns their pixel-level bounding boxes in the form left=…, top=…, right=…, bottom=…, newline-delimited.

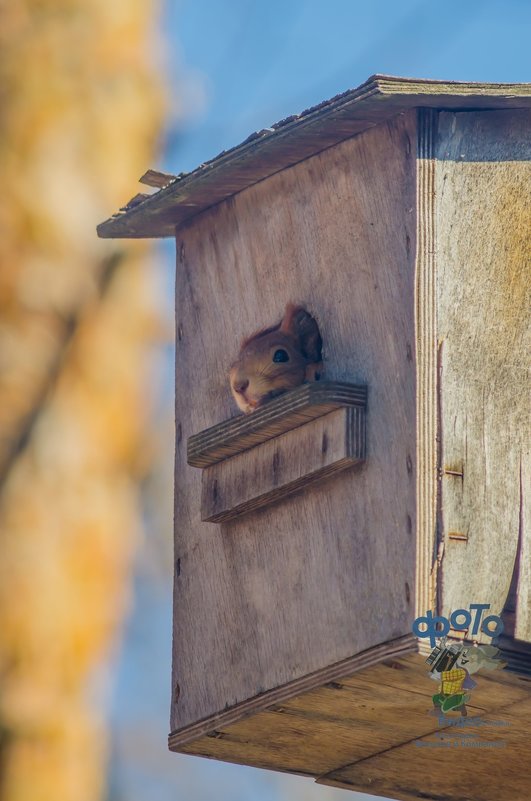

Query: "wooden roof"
left=97, top=74, right=531, bottom=239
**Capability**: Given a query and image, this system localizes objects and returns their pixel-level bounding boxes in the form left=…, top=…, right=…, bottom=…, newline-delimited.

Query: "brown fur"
left=230, top=303, right=323, bottom=413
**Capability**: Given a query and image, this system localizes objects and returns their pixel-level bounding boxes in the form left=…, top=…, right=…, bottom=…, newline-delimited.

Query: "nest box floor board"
left=170, top=652, right=531, bottom=801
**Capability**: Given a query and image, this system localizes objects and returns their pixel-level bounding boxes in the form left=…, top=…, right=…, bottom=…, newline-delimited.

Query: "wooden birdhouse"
left=98, top=76, right=531, bottom=801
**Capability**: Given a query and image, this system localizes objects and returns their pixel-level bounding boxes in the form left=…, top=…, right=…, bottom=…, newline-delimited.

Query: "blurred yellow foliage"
left=0, top=1, right=166, bottom=799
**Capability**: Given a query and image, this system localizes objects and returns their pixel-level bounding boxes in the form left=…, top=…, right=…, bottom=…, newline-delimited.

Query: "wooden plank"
left=178, top=685, right=444, bottom=777
left=169, top=635, right=416, bottom=749
left=187, top=381, right=367, bottom=467
left=435, top=110, right=531, bottom=643
left=118, top=192, right=150, bottom=211
left=172, top=651, right=531, bottom=798
left=139, top=168, right=177, bottom=188
left=178, top=651, right=452, bottom=776
left=516, top=455, right=530, bottom=642
left=201, top=406, right=365, bottom=522
left=318, top=697, right=531, bottom=801
left=415, top=109, right=439, bottom=622
left=170, top=113, right=417, bottom=733
left=353, top=652, right=530, bottom=702
left=97, top=76, right=531, bottom=239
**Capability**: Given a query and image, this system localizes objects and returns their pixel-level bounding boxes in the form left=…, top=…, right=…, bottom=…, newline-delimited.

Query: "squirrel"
left=229, top=303, right=323, bottom=413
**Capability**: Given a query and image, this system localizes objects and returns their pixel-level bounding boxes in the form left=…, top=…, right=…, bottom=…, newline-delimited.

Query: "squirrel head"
left=230, top=303, right=323, bottom=413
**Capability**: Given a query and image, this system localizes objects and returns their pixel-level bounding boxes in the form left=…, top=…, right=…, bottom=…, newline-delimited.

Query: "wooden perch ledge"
left=188, top=382, right=367, bottom=523
left=187, top=381, right=367, bottom=467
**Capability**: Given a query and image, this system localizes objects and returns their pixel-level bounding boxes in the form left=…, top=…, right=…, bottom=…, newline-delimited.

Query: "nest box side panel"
left=172, top=110, right=417, bottom=735
left=435, top=109, right=531, bottom=642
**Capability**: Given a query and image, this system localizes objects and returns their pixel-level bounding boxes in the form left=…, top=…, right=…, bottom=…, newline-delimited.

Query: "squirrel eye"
left=272, top=348, right=289, bottom=363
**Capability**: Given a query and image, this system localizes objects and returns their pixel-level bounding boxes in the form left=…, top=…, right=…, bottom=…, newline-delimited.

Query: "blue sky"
left=108, top=2, right=529, bottom=800
left=161, top=0, right=530, bottom=174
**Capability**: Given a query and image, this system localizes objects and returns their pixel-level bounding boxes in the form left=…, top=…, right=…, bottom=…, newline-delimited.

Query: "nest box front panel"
left=172, top=111, right=417, bottom=735
left=434, top=109, right=531, bottom=642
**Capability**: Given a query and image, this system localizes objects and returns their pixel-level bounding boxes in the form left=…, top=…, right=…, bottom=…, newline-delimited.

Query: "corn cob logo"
left=425, top=638, right=506, bottom=717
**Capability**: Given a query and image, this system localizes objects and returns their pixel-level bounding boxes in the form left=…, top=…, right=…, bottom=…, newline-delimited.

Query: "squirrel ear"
left=278, top=303, right=301, bottom=336
left=279, top=303, right=322, bottom=363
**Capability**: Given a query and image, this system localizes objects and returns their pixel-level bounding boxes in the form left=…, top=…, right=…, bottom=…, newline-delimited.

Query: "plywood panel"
left=201, top=406, right=365, bottom=523
left=187, top=381, right=367, bottom=467
left=170, top=635, right=416, bottom=748
left=173, top=652, right=531, bottom=800
left=319, top=697, right=531, bottom=801
left=171, top=111, right=417, bottom=734
left=177, top=656, right=445, bottom=775
left=435, top=110, right=531, bottom=642
left=415, top=109, right=439, bottom=623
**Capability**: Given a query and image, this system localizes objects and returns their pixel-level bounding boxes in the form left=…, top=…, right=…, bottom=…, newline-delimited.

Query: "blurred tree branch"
left=0, top=2, right=167, bottom=800
left=0, top=251, right=123, bottom=489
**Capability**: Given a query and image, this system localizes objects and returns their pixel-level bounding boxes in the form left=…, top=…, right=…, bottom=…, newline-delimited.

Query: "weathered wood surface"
left=169, top=634, right=416, bottom=748
left=172, top=651, right=531, bottom=801
left=415, top=109, right=439, bottom=624
left=201, top=406, right=365, bottom=522
left=187, top=381, right=367, bottom=467
left=320, top=695, right=531, bottom=800
left=139, top=168, right=177, bottom=188
left=97, top=76, right=531, bottom=239
left=435, top=110, right=531, bottom=644
left=171, top=112, right=417, bottom=733
left=518, top=456, right=531, bottom=640
left=320, top=703, right=531, bottom=800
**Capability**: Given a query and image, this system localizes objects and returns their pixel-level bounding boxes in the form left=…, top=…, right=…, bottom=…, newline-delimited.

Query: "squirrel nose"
left=233, top=379, right=249, bottom=395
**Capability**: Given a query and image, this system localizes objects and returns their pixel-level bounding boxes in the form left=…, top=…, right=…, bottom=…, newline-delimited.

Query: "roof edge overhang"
left=97, top=74, right=531, bottom=240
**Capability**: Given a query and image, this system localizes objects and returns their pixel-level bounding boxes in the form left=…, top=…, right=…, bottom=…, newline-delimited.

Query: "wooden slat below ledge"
left=187, top=381, right=367, bottom=467
left=201, top=406, right=365, bottom=522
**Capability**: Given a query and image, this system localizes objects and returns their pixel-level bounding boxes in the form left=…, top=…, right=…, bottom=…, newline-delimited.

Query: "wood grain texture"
left=201, top=406, right=365, bottom=523
left=171, top=112, right=417, bottom=733
left=187, top=381, right=367, bottom=467
left=169, top=634, right=416, bottom=748
left=319, top=696, right=531, bottom=801
left=517, top=456, right=530, bottom=641
left=97, top=76, right=531, bottom=239
left=415, top=109, right=439, bottom=626
left=171, top=651, right=531, bottom=801
left=139, top=168, right=177, bottom=188
left=434, top=110, right=531, bottom=644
